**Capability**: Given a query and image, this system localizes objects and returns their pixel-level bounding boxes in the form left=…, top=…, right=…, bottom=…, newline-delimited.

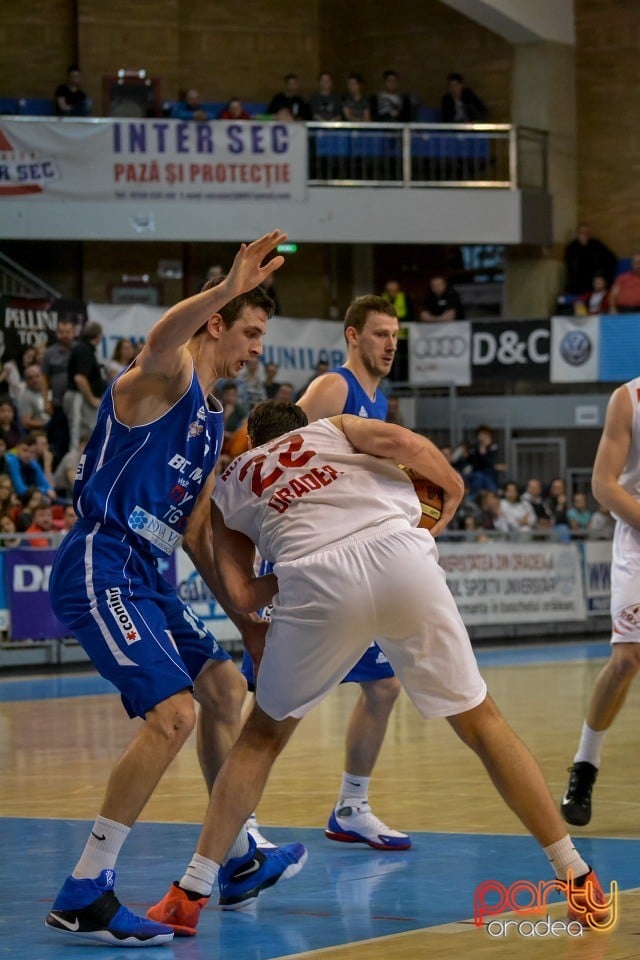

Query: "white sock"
left=339, top=772, right=370, bottom=804
left=224, top=828, right=251, bottom=864
left=574, top=721, right=606, bottom=768
left=72, top=816, right=130, bottom=878
left=544, top=834, right=589, bottom=881
left=180, top=853, right=218, bottom=898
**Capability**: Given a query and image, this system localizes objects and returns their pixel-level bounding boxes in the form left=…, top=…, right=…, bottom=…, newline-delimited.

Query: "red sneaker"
left=147, top=882, right=209, bottom=936
left=566, top=869, right=617, bottom=931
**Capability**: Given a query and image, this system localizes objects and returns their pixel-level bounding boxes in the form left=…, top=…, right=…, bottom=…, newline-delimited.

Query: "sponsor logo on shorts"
left=106, top=587, right=139, bottom=644
left=614, top=602, right=640, bottom=637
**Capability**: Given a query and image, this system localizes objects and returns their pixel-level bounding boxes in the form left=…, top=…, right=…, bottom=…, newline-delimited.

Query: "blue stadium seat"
left=0, top=97, right=19, bottom=115
left=18, top=98, right=55, bottom=116
left=417, top=105, right=440, bottom=122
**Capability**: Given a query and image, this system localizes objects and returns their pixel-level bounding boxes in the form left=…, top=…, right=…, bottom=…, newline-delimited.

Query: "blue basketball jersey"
left=73, top=366, right=223, bottom=558
left=332, top=366, right=388, bottom=420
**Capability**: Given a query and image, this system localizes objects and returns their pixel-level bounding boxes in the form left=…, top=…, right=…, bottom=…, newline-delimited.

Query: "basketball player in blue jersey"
left=244, top=295, right=411, bottom=851
left=44, top=231, right=307, bottom=948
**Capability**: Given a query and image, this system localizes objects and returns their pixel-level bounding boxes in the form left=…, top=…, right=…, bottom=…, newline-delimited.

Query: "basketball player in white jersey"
left=249, top=295, right=410, bottom=851
left=147, top=399, right=609, bottom=935
left=562, top=378, right=640, bottom=825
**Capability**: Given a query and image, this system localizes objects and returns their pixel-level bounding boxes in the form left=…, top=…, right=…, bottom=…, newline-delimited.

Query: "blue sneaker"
left=218, top=834, right=308, bottom=910
left=325, top=802, right=411, bottom=850
left=45, top=869, right=174, bottom=947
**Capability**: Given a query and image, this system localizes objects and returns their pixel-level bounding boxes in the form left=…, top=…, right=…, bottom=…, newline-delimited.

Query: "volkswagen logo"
left=559, top=330, right=591, bottom=366
left=414, top=335, right=467, bottom=359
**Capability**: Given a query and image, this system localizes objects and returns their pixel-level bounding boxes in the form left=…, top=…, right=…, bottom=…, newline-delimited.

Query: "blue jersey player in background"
left=243, top=295, right=412, bottom=852
left=45, top=231, right=307, bottom=947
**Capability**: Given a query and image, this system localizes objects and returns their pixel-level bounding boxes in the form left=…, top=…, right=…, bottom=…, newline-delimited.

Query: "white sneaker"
left=245, top=815, right=276, bottom=849
left=325, top=801, right=411, bottom=850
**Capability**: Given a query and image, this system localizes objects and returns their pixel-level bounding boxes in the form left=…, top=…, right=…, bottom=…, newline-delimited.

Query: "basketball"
left=400, top=466, right=444, bottom=530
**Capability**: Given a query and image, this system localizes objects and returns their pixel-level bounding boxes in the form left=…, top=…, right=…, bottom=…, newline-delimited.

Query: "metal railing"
left=0, top=251, right=61, bottom=299
left=307, top=122, right=547, bottom=190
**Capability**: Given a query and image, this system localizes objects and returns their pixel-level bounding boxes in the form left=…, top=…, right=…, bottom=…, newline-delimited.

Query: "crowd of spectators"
left=0, top=319, right=143, bottom=548
left=441, top=424, right=613, bottom=541
left=559, top=222, right=640, bottom=317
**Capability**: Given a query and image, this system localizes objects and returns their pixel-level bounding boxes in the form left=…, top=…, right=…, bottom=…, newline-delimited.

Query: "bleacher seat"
left=0, top=97, right=19, bottom=115
left=18, top=98, right=55, bottom=117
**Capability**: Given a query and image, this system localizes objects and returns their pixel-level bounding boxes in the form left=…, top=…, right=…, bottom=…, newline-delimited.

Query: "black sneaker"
left=560, top=762, right=598, bottom=826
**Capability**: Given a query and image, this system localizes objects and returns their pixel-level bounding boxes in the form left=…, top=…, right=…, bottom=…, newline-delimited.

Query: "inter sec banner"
left=0, top=118, right=307, bottom=203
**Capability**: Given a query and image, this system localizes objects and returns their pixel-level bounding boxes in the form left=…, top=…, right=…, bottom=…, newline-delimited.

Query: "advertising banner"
left=408, top=320, right=471, bottom=386
left=471, top=319, right=550, bottom=381
left=599, top=314, right=640, bottom=382
left=5, top=548, right=68, bottom=640
left=437, top=541, right=586, bottom=625
left=0, top=296, right=87, bottom=362
left=550, top=315, right=600, bottom=383
left=0, top=118, right=307, bottom=203
left=0, top=551, right=7, bottom=631
left=87, top=305, right=346, bottom=390
left=582, top=539, right=612, bottom=615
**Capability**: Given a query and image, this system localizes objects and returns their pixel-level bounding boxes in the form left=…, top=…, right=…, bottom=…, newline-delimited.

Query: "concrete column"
left=504, top=41, right=577, bottom=317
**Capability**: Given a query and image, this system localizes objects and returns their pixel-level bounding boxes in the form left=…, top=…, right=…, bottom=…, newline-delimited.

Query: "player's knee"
left=243, top=707, right=296, bottom=758
left=195, top=662, right=247, bottom=722
left=448, top=694, right=501, bottom=751
left=148, top=690, right=197, bottom=747
left=610, top=645, right=640, bottom=680
left=363, top=676, right=402, bottom=710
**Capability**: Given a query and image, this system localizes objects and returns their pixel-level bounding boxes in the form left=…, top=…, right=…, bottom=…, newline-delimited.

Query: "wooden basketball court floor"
left=2, top=637, right=640, bottom=960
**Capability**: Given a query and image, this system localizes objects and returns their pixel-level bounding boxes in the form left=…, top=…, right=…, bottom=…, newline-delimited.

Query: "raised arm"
left=134, top=230, right=287, bottom=381
left=591, top=386, right=640, bottom=528
left=334, top=414, right=465, bottom=535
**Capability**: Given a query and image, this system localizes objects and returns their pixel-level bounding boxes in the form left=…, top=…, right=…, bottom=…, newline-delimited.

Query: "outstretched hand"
left=226, top=230, right=287, bottom=299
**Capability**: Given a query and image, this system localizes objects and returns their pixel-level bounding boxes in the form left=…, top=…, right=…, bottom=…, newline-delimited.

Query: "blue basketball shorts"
left=49, top=522, right=229, bottom=719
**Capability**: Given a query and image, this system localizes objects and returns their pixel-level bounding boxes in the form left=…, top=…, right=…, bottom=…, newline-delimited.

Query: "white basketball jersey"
left=617, top=377, right=640, bottom=501
left=213, top=418, right=421, bottom=563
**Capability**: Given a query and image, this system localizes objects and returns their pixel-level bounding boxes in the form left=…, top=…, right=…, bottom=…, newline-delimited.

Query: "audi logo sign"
left=413, top=335, right=467, bottom=359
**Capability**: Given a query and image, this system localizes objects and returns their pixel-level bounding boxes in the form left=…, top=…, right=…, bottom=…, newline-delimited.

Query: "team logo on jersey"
left=358, top=406, right=370, bottom=417
left=105, top=587, right=139, bottom=644
left=197, top=405, right=206, bottom=420
left=188, top=420, right=204, bottom=438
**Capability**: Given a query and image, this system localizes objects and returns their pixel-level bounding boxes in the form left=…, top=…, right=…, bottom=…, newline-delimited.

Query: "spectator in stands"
left=264, top=362, right=281, bottom=398
left=371, top=70, right=412, bottom=122
left=219, top=381, right=247, bottom=436
left=219, top=98, right=250, bottom=120
left=273, top=381, right=295, bottom=402
left=420, top=274, right=465, bottom=321
left=381, top=278, right=414, bottom=321
left=236, top=355, right=267, bottom=410
left=55, top=65, right=91, bottom=117
left=499, top=481, right=535, bottom=533
left=63, top=322, right=108, bottom=452
left=545, top=477, right=570, bottom=528
left=564, top=223, right=617, bottom=296
left=0, top=513, right=20, bottom=547
left=587, top=503, right=615, bottom=539
left=267, top=74, right=311, bottom=121
left=18, top=364, right=51, bottom=432
left=609, top=252, right=640, bottom=313
left=15, top=486, right=44, bottom=532
left=260, top=273, right=281, bottom=314
left=42, top=317, right=76, bottom=465
left=0, top=475, right=15, bottom=519
left=171, top=89, right=214, bottom=123
left=0, top=398, right=23, bottom=449
left=341, top=73, right=371, bottom=122
left=441, top=72, right=487, bottom=123
left=57, top=504, right=78, bottom=536
left=309, top=72, right=343, bottom=121
left=477, top=489, right=502, bottom=531
left=574, top=272, right=610, bottom=316
left=386, top=394, right=405, bottom=426
left=5, top=435, right=56, bottom=500
left=567, top=491, right=592, bottom=533
left=105, top=337, right=137, bottom=381
left=24, top=502, right=55, bottom=548
left=53, top=434, right=87, bottom=501
left=19, top=344, right=39, bottom=377
left=32, top=430, right=56, bottom=492
left=522, top=478, right=554, bottom=529
left=464, top=425, right=504, bottom=494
